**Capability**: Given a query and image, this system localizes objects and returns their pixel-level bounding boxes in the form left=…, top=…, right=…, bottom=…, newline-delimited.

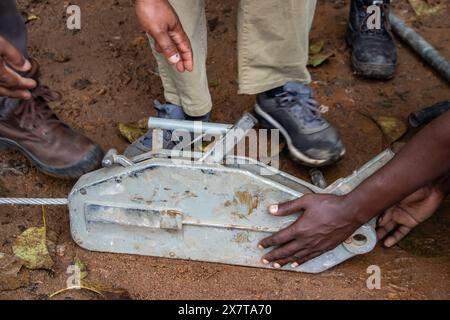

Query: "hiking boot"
left=347, top=0, right=397, bottom=79
left=124, top=100, right=188, bottom=158
left=255, top=82, right=345, bottom=167
left=0, top=60, right=103, bottom=179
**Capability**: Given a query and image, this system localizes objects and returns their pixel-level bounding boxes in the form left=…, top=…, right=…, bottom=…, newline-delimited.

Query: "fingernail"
left=269, top=204, right=278, bottom=214
left=262, top=259, right=269, bottom=265
left=272, top=263, right=281, bottom=269
left=385, top=239, right=394, bottom=247
left=168, top=53, right=180, bottom=64
left=291, top=262, right=299, bottom=268
left=258, top=244, right=264, bottom=250
left=20, top=59, right=32, bottom=71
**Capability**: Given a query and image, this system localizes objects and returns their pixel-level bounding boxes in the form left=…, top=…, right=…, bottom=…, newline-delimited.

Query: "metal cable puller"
left=0, top=113, right=393, bottom=273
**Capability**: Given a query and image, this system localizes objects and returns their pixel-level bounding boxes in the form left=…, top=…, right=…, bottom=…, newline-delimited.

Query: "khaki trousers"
left=149, top=0, right=317, bottom=117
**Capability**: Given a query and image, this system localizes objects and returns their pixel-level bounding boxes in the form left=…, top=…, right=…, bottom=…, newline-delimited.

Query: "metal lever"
left=102, top=149, right=134, bottom=168
left=200, top=113, right=258, bottom=163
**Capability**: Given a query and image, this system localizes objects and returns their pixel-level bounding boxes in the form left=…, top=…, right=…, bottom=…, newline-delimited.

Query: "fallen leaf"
left=26, top=14, right=38, bottom=23
left=118, top=119, right=148, bottom=143
left=12, top=208, right=56, bottom=270
left=408, top=0, right=447, bottom=16
left=308, top=51, right=335, bottom=67
left=309, top=40, right=325, bottom=54
left=74, top=257, right=88, bottom=280
left=0, top=252, right=30, bottom=291
left=372, top=116, right=407, bottom=145
left=208, top=79, right=221, bottom=88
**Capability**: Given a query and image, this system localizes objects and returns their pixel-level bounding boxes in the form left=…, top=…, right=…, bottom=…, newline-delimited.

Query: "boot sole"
left=254, top=104, right=345, bottom=167
left=0, top=138, right=104, bottom=179
left=346, top=27, right=396, bottom=80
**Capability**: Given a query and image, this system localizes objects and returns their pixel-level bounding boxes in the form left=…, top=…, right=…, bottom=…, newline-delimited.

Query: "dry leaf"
left=26, top=14, right=38, bottom=23
left=118, top=120, right=148, bottom=143
left=12, top=208, right=56, bottom=270
left=408, top=0, right=447, bottom=16
left=74, top=257, right=88, bottom=280
left=308, top=52, right=335, bottom=67
left=309, top=40, right=325, bottom=54
left=372, top=116, right=407, bottom=145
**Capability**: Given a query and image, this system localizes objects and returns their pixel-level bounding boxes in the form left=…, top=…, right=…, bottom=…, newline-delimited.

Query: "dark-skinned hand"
left=259, top=194, right=362, bottom=269
left=0, top=36, right=36, bottom=99
left=134, top=0, right=193, bottom=72
left=377, top=183, right=446, bottom=247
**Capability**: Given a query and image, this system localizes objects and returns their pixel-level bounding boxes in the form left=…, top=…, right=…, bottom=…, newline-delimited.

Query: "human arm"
left=259, top=110, right=450, bottom=268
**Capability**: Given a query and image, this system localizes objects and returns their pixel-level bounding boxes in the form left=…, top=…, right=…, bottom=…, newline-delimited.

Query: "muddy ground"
left=0, top=0, right=449, bottom=299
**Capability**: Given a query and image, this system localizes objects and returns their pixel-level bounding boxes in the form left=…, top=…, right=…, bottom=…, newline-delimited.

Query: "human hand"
left=0, top=36, right=36, bottom=99
left=134, top=0, right=193, bottom=72
left=377, top=183, right=446, bottom=247
left=259, top=194, right=363, bottom=268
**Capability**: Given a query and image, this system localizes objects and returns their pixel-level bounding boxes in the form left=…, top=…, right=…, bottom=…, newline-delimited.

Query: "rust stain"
left=234, top=191, right=259, bottom=215
left=233, top=232, right=250, bottom=243
left=166, top=210, right=181, bottom=217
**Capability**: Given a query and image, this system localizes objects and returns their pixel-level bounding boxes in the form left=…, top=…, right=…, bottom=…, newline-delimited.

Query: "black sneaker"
left=255, top=82, right=345, bottom=167
left=347, top=0, right=397, bottom=79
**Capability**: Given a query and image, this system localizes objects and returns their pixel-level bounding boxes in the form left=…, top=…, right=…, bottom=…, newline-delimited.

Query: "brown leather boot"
left=0, top=60, right=103, bottom=179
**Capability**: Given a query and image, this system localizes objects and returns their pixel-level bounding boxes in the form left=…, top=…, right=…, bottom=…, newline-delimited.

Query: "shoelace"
left=14, top=85, right=62, bottom=130
left=276, top=91, right=325, bottom=125
left=360, top=1, right=391, bottom=35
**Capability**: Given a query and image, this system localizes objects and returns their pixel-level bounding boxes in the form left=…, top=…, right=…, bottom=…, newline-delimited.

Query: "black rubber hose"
left=409, top=100, right=450, bottom=128
left=390, top=13, right=450, bottom=83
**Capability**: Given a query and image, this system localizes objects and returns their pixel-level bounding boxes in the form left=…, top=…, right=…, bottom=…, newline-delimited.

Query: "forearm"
left=346, top=110, right=450, bottom=224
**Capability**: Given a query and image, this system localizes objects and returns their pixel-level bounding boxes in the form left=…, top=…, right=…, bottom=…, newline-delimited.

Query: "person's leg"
left=237, top=0, right=345, bottom=167
left=0, top=0, right=103, bottom=178
left=237, top=0, right=316, bottom=95
left=347, top=0, right=397, bottom=79
left=125, top=0, right=211, bottom=157
left=0, top=0, right=28, bottom=57
left=0, top=0, right=28, bottom=112
left=149, top=0, right=212, bottom=117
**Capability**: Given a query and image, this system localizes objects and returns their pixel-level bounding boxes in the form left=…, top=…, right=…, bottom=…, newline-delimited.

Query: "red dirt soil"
left=0, top=0, right=449, bottom=299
